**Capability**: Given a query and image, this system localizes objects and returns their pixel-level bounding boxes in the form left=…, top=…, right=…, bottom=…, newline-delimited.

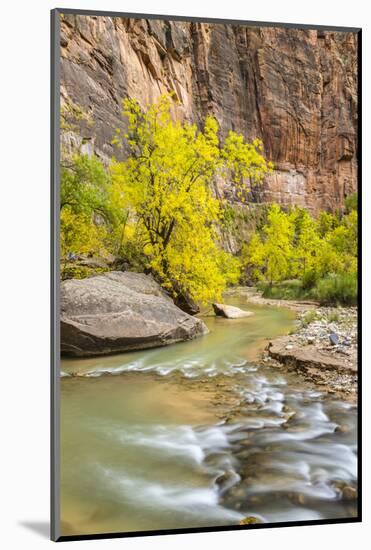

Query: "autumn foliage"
left=109, top=94, right=271, bottom=302
left=60, top=94, right=357, bottom=306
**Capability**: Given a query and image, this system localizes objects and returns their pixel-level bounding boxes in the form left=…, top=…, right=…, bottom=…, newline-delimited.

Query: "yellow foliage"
left=60, top=208, right=104, bottom=258
left=111, top=94, right=271, bottom=302
left=241, top=203, right=358, bottom=286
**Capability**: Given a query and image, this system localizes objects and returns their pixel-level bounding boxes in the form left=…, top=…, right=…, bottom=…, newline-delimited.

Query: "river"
left=60, top=294, right=358, bottom=536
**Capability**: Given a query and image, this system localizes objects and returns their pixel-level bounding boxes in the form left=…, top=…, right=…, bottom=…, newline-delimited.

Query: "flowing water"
left=60, top=296, right=358, bottom=536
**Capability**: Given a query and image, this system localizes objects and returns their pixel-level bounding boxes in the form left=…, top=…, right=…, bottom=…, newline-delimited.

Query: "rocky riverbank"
left=225, top=287, right=358, bottom=401
left=265, top=305, right=357, bottom=401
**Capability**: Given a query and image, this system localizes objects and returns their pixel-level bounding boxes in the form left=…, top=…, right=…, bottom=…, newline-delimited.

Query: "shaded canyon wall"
left=60, top=14, right=358, bottom=214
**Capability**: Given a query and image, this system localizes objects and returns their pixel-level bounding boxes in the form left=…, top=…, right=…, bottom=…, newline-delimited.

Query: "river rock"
left=61, top=272, right=208, bottom=357
left=212, top=303, right=253, bottom=319
left=215, top=469, right=241, bottom=494
left=329, top=333, right=339, bottom=346
left=239, top=516, right=263, bottom=525
left=268, top=338, right=357, bottom=373
left=342, top=486, right=357, bottom=501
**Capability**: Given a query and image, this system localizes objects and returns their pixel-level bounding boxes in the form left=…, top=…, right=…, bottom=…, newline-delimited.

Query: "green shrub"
left=313, top=273, right=357, bottom=306
left=327, top=310, right=340, bottom=323
left=241, top=203, right=357, bottom=292
left=259, top=274, right=357, bottom=307
left=260, top=279, right=309, bottom=301
left=301, top=309, right=318, bottom=327
left=61, top=264, right=109, bottom=280
left=345, top=192, right=358, bottom=213
left=302, top=269, right=319, bottom=290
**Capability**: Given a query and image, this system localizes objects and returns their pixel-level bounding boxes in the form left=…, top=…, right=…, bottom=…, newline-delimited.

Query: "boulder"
left=212, top=303, right=253, bottom=319
left=60, top=271, right=208, bottom=357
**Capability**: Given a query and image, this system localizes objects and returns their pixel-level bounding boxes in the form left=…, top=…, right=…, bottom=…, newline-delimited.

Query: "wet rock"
left=226, top=485, right=248, bottom=500
left=60, top=371, right=71, bottom=378
left=212, top=303, right=253, bottom=319
left=342, top=486, right=357, bottom=501
left=268, top=338, right=357, bottom=374
left=335, top=424, right=350, bottom=434
left=215, top=470, right=241, bottom=493
left=283, top=409, right=296, bottom=422
left=239, top=516, right=263, bottom=525
left=236, top=450, right=251, bottom=460
left=329, top=333, right=340, bottom=346
left=289, top=493, right=307, bottom=506
left=61, top=272, right=208, bottom=357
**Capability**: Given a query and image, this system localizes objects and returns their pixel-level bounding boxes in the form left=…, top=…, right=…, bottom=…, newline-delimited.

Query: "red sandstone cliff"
left=60, top=14, right=358, bottom=213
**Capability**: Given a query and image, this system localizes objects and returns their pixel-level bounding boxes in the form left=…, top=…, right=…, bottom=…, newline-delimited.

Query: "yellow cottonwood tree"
left=293, top=208, right=322, bottom=278
left=263, top=204, right=295, bottom=283
left=241, top=202, right=358, bottom=305
left=111, top=94, right=272, bottom=302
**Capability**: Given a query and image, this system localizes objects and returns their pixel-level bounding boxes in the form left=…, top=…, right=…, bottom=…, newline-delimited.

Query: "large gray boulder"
left=61, top=272, right=208, bottom=357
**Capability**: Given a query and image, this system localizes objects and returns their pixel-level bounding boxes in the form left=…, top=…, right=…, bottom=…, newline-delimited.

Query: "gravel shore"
left=227, top=287, right=358, bottom=402
left=264, top=306, right=358, bottom=401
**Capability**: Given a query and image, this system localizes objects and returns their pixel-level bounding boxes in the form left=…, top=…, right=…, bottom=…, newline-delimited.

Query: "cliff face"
left=60, top=14, right=358, bottom=213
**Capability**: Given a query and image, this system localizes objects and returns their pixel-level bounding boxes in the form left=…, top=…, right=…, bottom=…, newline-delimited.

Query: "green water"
left=60, top=298, right=357, bottom=536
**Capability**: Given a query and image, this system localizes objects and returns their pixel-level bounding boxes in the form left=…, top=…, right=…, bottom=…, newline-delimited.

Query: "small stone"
left=215, top=470, right=240, bottom=493
left=290, top=493, right=307, bottom=505
left=285, top=344, right=294, bottom=350
left=283, top=410, right=296, bottom=421
left=239, top=516, right=263, bottom=525
left=335, top=424, right=350, bottom=434
left=212, top=303, right=253, bottom=318
left=329, top=333, right=339, bottom=346
left=228, top=486, right=247, bottom=499
left=342, top=486, right=357, bottom=500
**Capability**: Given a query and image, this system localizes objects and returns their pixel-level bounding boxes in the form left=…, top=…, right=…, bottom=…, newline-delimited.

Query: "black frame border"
left=51, top=7, right=362, bottom=543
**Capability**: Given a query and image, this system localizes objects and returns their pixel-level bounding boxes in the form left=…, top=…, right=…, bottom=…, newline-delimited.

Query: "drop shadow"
left=19, top=521, right=50, bottom=539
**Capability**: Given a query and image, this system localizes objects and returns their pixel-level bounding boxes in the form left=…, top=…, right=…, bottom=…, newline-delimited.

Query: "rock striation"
left=60, top=271, right=208, bottom=356
left=60, top=14, right=358, bottom=214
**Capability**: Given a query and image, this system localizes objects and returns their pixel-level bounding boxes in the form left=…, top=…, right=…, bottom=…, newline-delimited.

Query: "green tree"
left=293, top=208, right=322, bottom=279
left=61, top=154, right=110, bottom=216
left=326, top=210, right=358, bottom=275
left=60, top=153, right=130, bottom=269
left=111, top=94, right=272, bottom=302
left=241, top=202, right=358, bottom=305
left=241, top=233, right=266, bottom=283
left=262, top=204, right=295, bottom=284
left=317, top=211, right=339, bottom=237
left=345, top=192, right=358, bottom=213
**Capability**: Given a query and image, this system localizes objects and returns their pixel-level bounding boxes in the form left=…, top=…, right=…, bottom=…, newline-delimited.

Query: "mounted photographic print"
left=51, top=8, right=361, bottom=541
